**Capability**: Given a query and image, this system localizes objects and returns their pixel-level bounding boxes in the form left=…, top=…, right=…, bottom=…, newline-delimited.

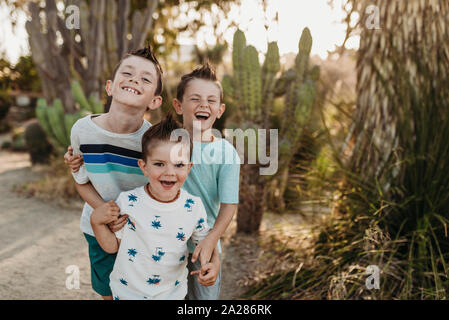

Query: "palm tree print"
left=179, top=255, right=185, bottom=262
left=127, top=218, right=136, bottom=231
left=147, top=275, right=161, bottom=285
left=114, top=296, right=120, bottom=300
left=196, top=218, right=205, bottom=230
left=120, top=278, right=128, bottom=286
left=184, top=198, right=194, bottom=212
left=176, top=228, right=186, bottom=241
left=127, top=248, right=137, bottom=262
left=151, top=216, right=162, bottom=229
left=128, top=193, right=138, bottom=206
left=175, top=280, right=180, bottom=286
left=152, top=247, right=165, bottom=262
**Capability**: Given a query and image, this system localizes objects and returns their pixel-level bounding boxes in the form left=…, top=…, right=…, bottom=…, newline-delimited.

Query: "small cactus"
left=36, top=80, right=103, bottom=153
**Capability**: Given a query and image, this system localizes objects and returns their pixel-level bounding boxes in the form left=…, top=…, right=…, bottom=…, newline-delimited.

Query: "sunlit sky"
left=0, top=0, right=359, bottom=64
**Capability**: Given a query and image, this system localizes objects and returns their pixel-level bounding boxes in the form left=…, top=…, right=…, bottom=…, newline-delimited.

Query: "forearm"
left=207, top=203, right=238, bottom=242
left=75, top=182, right=105, bottom=209
left=91, top=222, right=120, bottom=254
left=211, top=245, right=220, bottom=264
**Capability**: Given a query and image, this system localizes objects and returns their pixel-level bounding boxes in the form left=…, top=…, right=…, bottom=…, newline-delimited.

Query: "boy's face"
left=106, top=55, right=162, bottom=111
left=138, top=141, right=192, bottom=201
left=173, top=78, right=225, bottom=133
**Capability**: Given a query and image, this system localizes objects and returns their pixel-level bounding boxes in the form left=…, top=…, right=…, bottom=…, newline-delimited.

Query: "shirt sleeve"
left=70, top=121, right=90, bottom=184
left=114, top=192, right=126, bottom=240
left=190, top=198, right=210, bottom=246
left=218, top=145, right=240, bottom=204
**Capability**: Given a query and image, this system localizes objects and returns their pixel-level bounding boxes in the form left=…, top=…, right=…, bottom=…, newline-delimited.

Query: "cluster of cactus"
left=223, top=30, right=280, bottom=124
left=224, top=27, right=319, bottom=167
left=36, top=80, right=103, bottom=153
left=224, top=27, right=319, bottom=223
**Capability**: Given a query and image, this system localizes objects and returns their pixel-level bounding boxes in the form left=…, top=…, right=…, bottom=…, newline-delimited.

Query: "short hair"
left=141, top=113, right=193, bottom=161
left=112, top=46, right=163, bottom=96
left=176, top=61, right=223, bottom=102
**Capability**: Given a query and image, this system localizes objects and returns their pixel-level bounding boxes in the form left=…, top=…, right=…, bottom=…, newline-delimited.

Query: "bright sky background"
left=0, top=0, right=359, bottom=65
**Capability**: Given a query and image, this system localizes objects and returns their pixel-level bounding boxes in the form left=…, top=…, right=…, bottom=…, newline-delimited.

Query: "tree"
left=22, top=0, right=238, bottom=113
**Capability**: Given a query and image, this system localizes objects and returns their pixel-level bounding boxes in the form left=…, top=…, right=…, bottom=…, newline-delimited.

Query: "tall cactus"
left=225, top=28, right=319, bottom=232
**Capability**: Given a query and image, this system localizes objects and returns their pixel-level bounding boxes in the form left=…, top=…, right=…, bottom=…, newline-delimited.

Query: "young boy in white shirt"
left=90, top=115, right=220, bottom=300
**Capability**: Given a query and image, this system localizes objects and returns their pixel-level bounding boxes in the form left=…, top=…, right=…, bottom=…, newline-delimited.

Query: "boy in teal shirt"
left=172, top=63, right=240, bottom=299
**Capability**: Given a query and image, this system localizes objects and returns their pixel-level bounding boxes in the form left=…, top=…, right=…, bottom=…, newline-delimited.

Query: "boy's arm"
left=76, top=182, right=129, bottom=232
left=192, top=203, right=238, bottom=266
left=75, top=182, right=105, bottom=209
left=90, top=201, right=121, bottom=254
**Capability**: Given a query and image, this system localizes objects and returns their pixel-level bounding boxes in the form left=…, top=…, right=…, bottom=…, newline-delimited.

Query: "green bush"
left=24, top=119, right=53, bottom=164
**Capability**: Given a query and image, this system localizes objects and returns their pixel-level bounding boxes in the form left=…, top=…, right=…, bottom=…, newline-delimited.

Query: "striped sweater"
left=70, top=115, right=150, bottom=237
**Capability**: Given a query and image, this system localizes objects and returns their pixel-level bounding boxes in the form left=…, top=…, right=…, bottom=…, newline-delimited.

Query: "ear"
left=216, top=103, right=226, bottom=119
left=138, top=159, right=147, bottom=176
left=187, top=162, right=193, bottom=174
left=172, top=98, right=183, bottom=115
left=105, top=80, right=113, bottom=96
left=148, top=96, right=163, bottom=111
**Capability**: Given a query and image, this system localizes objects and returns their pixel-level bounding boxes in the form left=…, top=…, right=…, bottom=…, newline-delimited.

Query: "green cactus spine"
left=71, top=80, right=93, bottom=112
left=232, top=30, right=247, bottom=113
left=47, top=99, right=70, bottom=147
left=242, top=45, right=262, bottom=120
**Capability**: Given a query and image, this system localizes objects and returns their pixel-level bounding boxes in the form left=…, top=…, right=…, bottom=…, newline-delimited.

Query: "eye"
left=153, top=162, right=164, bottom=167
left=122, top=72, right=131, bottom=76
left=208, top=100, right=216, bottom=103
left=191, top=98, right=199, bottom=101
left=175, top=163, right=185, bottom=168
left=142, top=78, right=151, bottom=83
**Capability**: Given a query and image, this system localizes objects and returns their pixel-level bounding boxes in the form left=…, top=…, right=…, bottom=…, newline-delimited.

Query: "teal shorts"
left=83, top=233, right=117, bottom=297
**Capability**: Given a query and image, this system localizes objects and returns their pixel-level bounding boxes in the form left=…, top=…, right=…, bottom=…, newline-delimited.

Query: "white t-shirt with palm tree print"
left=109, top=185, right=209, bottom=300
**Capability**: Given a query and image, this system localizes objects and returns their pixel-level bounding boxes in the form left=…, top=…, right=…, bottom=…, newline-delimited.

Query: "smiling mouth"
left=121, top=86, right=142, bottom=95
left=195, top=112, right=210, bottom=120
left=160, top=180, right=176, bottom=189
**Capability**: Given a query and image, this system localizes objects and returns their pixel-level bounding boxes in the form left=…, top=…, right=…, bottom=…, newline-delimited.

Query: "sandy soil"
left=0, top=148, right=272, bottom=300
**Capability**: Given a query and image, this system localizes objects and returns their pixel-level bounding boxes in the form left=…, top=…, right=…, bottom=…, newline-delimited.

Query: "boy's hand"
left=107, top=214, right=129, bottom=233
left=192, top=236, right=217, bottom=267
left=190, top=261, right=220, bottom=287
left=64, top=146, right=84, bottom=173
left=91, top=201, right=120, bottom=226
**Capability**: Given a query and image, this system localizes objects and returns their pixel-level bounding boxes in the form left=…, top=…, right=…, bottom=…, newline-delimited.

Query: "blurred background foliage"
left=1, top=0, right=448, bottom=300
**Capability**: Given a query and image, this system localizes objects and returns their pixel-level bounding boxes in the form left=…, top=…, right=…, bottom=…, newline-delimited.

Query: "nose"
left=128, top=76, right=139, bottom=84
left=163, top=163, right=176, bottom=176
left=199, top=98, right=209, bottom=108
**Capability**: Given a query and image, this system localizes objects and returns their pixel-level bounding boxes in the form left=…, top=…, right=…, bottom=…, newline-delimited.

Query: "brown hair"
left=141, top=113, right=193, bottom=161
left=176, top=61, right=223, bottom=102
left=112, top=46, right=163, bottom=96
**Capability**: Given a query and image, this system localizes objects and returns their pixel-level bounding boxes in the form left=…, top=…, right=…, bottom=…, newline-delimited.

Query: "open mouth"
left=121, top=86, right=142, bottom=95
left=195, top=112, right=210, bottom=121
left=160, top=180, right=176, bottom=189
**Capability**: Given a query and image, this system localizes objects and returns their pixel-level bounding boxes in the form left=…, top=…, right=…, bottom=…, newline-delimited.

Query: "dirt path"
left=0, top=149, right=269, bottom=300
left=0, top=150, right=99, bottom=299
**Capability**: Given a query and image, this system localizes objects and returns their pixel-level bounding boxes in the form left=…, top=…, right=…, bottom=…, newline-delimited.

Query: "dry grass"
left=15, top=157, right=82, bottom=208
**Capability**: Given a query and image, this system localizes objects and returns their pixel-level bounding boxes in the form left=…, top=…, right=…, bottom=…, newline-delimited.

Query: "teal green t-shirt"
left=183, top=138, right=241, bottom=253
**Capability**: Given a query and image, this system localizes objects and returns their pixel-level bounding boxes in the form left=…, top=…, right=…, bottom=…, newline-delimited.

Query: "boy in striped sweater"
left=68, top=47, right=164, bottom=300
